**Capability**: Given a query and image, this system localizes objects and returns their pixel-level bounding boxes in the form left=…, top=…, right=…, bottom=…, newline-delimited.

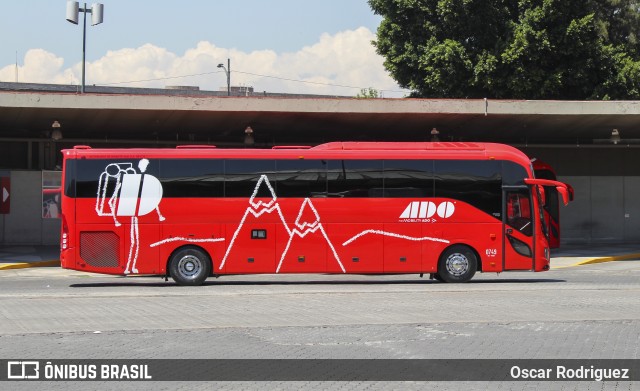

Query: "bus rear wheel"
left=438, top=245, right=477, bottom=283
left=169, top=247, right=211, bottom=286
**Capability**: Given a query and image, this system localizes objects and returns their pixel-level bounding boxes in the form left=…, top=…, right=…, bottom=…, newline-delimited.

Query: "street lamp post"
left=66, top=1, right=104, bottom=93
left=217, top=58, right=230, bottom=96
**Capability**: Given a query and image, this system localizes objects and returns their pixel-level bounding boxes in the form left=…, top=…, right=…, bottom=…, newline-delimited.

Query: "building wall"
left=521, top=146, right=640, bottom=244
left=0, top=170, right=59, bottom=245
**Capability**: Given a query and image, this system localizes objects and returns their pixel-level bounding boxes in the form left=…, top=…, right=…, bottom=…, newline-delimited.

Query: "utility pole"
left=217, top=58, right=231, bottom=96
left=66, top=1, right=104, bottom=93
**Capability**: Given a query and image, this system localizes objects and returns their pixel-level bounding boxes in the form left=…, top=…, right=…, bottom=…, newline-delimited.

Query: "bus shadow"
left=69, top=277, right=566, bottom=288
left=468, top=278, right=566, bottom=284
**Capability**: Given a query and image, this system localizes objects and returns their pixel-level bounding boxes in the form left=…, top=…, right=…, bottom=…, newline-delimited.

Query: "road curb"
left=0, top=260, right=60, bottom=270
left=564, top=253, right=640, bottom=268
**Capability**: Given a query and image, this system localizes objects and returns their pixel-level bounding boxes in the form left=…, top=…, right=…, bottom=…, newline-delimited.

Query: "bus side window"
left=275, top=160, right=327, bottom=198
left=160, top=159, right=224, bottom=198
left=225, top=160, right=276, bottom=197
left=382, top=160, right=434, bottom=197
left=327, top=160, right=383, bottom=198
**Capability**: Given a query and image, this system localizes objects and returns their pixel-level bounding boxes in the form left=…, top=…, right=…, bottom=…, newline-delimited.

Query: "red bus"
left=532, top=159, right=574, bottom=248
left=60, top=142, right=570, bottom=285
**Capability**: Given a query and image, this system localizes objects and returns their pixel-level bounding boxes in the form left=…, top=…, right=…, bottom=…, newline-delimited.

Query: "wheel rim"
left=177, top=255, right=201, bottom=279
left=445, top=253, right=469, bottom=277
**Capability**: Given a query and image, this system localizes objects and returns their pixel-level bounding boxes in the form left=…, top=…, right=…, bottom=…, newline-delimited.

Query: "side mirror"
left=524, top=178, right=572, bottom=207
left=557, top=186, right=569, bottom=206
left=567, top=184, right=575, bottom=201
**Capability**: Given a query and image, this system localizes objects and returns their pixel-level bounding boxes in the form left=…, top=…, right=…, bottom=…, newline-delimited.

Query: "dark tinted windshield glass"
left=503, top=161, right=529, bottom=186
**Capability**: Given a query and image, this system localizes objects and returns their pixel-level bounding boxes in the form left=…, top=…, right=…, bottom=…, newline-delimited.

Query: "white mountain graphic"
left=184, top=174, right=449, bottom=274
left=218, top=175, right=290, bottom=270
left=276, top=198, right=345, bottom=273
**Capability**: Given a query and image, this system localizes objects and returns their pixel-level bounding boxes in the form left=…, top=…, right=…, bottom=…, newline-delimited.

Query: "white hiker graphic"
left=277, top=198, right=345, bottom=273
left=96, top=159, right=165, bottom=274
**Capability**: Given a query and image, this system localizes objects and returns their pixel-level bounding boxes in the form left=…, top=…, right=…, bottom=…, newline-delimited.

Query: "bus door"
left=503, top=187, right=535, bottom=270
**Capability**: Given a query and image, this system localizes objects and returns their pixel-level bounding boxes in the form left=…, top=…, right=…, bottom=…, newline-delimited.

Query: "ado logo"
left=400, top=201, right=455, bottom=220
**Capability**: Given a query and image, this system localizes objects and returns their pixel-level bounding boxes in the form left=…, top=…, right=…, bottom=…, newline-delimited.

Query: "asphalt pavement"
left=0, top=258, right=639, bottom=390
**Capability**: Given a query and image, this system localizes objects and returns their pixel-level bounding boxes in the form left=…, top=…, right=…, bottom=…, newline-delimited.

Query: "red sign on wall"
left=0, top=177, right=10, bottom=214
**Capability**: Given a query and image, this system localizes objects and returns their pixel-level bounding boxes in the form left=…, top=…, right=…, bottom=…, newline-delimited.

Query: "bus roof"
left=62, top=142, right=532, bottom=170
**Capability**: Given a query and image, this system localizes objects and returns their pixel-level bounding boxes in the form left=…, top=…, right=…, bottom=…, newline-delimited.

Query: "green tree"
left=369, top=0, right=640, bottom=99
left=356, top=87, right=380, bottom=98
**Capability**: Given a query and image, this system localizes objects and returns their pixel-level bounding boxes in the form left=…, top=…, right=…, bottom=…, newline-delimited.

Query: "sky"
left=0, top=1, right=408, bottom=97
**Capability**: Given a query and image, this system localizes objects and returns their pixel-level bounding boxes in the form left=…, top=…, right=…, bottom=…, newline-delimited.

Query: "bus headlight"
left=544, top=247, right=550, bottom=261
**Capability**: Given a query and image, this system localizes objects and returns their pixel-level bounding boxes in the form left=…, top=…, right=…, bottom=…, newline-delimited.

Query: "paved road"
left=0, top=261, right=639, bottom=390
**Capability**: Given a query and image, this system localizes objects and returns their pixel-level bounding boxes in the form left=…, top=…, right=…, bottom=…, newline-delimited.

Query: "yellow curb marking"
left=555, top=253, right=640, bottom=269
left=0, top=260, right=60, bottom=270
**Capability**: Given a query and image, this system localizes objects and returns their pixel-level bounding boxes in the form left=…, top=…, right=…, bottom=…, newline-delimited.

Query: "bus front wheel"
left=169, top=247, right=211, bottom=286
left=438, top=245, right=477, bottom=283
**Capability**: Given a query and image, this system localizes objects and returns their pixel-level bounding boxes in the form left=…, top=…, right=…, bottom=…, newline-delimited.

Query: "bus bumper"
left=60, top=247, right=76, bottom=270
left=535, top=246, right=551, bottom=271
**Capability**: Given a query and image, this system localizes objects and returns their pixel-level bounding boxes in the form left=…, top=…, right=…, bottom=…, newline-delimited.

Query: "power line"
left=97, top=68, right=409, bottom=94
left=99, top=70, right=226, bottom=86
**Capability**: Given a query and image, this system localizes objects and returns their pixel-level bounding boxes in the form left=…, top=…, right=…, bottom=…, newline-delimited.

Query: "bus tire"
left=438, top=245, right=477, bottom=283
left=431, top=273, right=445, bottom=282
left=169, top=247, right=211, bottom=286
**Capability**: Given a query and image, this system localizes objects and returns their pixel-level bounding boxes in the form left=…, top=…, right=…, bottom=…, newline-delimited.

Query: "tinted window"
left=275, top=160, right=327, bottom=197
left=64, top=159, right=76, bottom=197
left=160, top=159, right=224, bottom=197
left=327, top=160, right=383, bottom=198
left=225, top=159, right=276, bottom=197
left=74, top=158, right=160, bottom=198
left=381, top=160, right=434, bottom=198
left=503, top=161, right=529, bottom=186
left=434, top=160, right=502, bottom=217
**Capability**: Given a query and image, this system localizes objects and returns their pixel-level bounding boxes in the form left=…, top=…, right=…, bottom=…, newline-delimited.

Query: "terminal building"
left=0, top=81, right=639, bottom=245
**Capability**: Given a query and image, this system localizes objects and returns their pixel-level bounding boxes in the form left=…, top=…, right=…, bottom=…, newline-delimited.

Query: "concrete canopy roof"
left=1, top=86, right=639, bottom=147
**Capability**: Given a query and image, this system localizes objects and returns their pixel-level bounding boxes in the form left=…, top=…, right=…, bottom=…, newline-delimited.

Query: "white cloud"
left=0, top=49, right=76, bottom=84
left=1, top=27, right=406, bottom=97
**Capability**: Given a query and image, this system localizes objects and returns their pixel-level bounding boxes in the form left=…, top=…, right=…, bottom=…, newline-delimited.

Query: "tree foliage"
left=356, top=87, right=380, bottom=98
left=369, top=0, right=640, bottom=99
